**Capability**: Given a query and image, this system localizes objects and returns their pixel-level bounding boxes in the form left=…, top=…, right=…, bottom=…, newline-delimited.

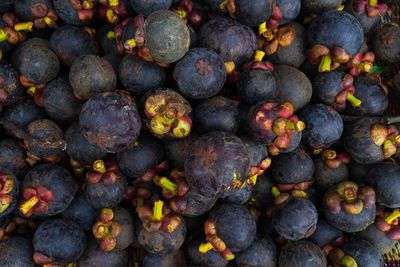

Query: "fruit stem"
left=0, top=30, right=8, bottom=42
left=43, top=17, right=56, bottom=28
left=158, top=176, right=177, bottom=195
left=109, top=0, right=119, bottom=6
left=176, top=10, right=188, bottom=19
left=318, top=55, right=332, bottom=72
left=93, top=160, right=107, bottom=174
left=341, top=255, right=358, bottom=267
left=369, top=0, right=378, bottom=7
left=346, top=93, right=362, bottom=107
left=247, top=175, right=258, bottom=186
left=0, top=195, right=11, bottom=213
left=199, top=242, right=214, bottom=253
left=258, top=21, right=267, bottom=35
left=136, top=197, right=143, bottom=212
left=152, top=200, right=164, bottom=222
left=218, top=0, right=229, bottom=11
left=224, top=61, right=235, bottom=75
left=271, top=186, right=281, bottom=197
left=254, top=50, right=265, bottom=62
left=14, top=22, right=33, bottom=31
left=386, top=209, right=400, bottom=224
left=19, top=196, right=39, bottom=215
left=107, top=31, right=116, bottom=40
left=124, top=38, right=137, bottom=49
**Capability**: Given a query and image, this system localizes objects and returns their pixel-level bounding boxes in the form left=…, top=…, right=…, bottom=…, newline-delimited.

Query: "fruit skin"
left=356, top=224, right=397, bottom=255
left=186, top=236, right=228, bottom=267
left=342, top=239, right=384, bottom=267
left=117, top=134, right=164, bottom=180
left=312, top=70, right=344, bottom=107
left=279, top=240, right=327, bottom=267
left=194, top=96, right=240, bottom=134
left=0, top=237, right=35, bottom=267
left=365, top=162, right=400, bottom=208
left=299, top=104, right=343, bottom=149
left=14, top=0, right=53, bottom=20
left=144, top=10, right=190, bottom=64
left=70, top=55, right=117, bottom=101
left=136, top=214, right=186, bottom=254
left=232, top=0, right=274, bottom=27
left=236, top=68, right=278, bottom=105
left=53, top=0, right=91, bottom=25
left=302, top=0, right=343, bottom=14
left=275, top=65, right=312, bottom=111
left=273, top=197, right=318, bottom=240
left=0, top=64, right=24, bottom=108
left=85, top=174, right=127, bottom=209
left=13, top=38, right=60, bottom=84
left=308, top=10, right=364, bottom=56
left=276, top=0, right=301, bottom=24
left=249, top=174, right=275, bottom=210
left=143, top=250, right=187, bottom=267
left=2, top=99, right=47, bottom=129
left=0, top=169, right=19, bottom=218
left=222, top=182, right=252, bottom=205
left=164, top=133, right=198, bottom=168
left=61, top=192, right=98, bottom=231
left=270, top=147, right=314, bottom=184
left=33, top=219, right=87, bottom=265
left=79, top=92, right=142, bottom=153
left=65, top=123, right=108, bottom=166
left=0, top=138, right=29, bottom=178
left=307, top=218, right=342, bottom=247
left=268, top=22, right=307, bottom=68
left=372, top=24, right=400, bottom=63
left=182, top=189, right=218, bottom=217
left=345, top=76, right=388, bottom=116
left=49, top=25, right=98, bottom=66
left=343, top=117, right=385, bottom=164
left=184, top=131, right=250, bottom=198
left=174, top=48, right=226, bottom=100
left=96, top=25, right=119, bottom=56
left=314, top=157, right=348, bottom=190
left=209, top=203, right=256, bottom=252
left=130, top=0, right=172, bottom=16
left=22, top=164, right=76, bottom=217
left=43, top=75, right=81, bottom=124
left=119, top=55, right=166, bottom=95
left=78, top=239, right=128, bottom=267
left=235, top=236, right=277, bottom=267
left=198, top=17, right=257, bottom=65
left=344, top=1, right=380, bottom=33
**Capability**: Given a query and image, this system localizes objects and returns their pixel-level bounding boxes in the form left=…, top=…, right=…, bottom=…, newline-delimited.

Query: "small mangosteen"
left=130, top=0, right=173, bottom=16
left=78, top=238, right=128, bottom=267
left=92, top=207, right=134, bottom=251
left=32, top=218, right=86, bottom=266
left=344, top=0, right=388, bottom=33
left=372, top=24, right=400, bottom=63
left=235, top=236, right=277, bottom=267
left=18, top=164, right=76, bottom=218
left=53, top=0, right=96, bottom=25
left=0, top=138, right=28, bottom=177
left=80, top=92, right=142, bottom=153
left=0, top=169, right=19, bottom=219
left=174, top=47, right=226, bottom=100
left=186, top=236, right=228, bottom=267
left=0, top=237, right=35, bottom=267
left=279, top=240, right=327, bottom=267
left=307, top=218, right=343, bottom=248
left=144, top=10, right=190, bottom=64
left=143, top=249, right=187, bottom=267
left=323, top=181, right=376, bottom=232
left=0, top=64, right=24, bottom=112
left=180, top=188, right=218, bottom=217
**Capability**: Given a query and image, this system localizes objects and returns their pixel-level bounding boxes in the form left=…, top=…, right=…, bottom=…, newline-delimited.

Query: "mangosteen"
left=248, top=173, right=275, bottom=210
left=164, top=132, right=198, bottom=168
left=130, top=0, right=173, bottom=16
left=235, top=236, right=277, bottom=267
left=92, top=207, right=134, bottom=251
left=340, top=239, right=384, bottom=267
left=144, top=10, right=190, bottom=64
left=79, top=92, right=142, bottom=153
left=276, top=0, right=301, bottom=24
left=230, top=0, right=274, bottom=27
left=18, top=164, right=76, bottom=218
left=1, top=98, right=47, bottom=129
left=14, top=0, right=58, bottom=29
left=174, top=48, right=226, bottom=100
left=323, top=181, right=376, bottom=232
left=49, top=25, right=98, bottom=66
left=372, top=24, right=400, bottom=64
left=356, top=224, right=398, bottom=254
left=307, top=218, right=343, bottom=248
left=186, top=236, right=228, bottom=267
left=279, top=240, right=327, bottom=267
left=314, top=150, right=349, bottom=190
left=302, top=0, right=343, bottom=14
left=180, top=189, right=218, bottom=217
left=274, top=65, right=312, bottom=111
left=143, top=249, right=187, bottom=267
left=0, top=138, right=28, bottom=177
left=119, top=55, right=166, bottom=95
left=0, top=237, right=35, bottom=267
left=222, top=182, right=252, bottom=205
left=184, top=131, right=250, bottom=198
left=53, top=0, right=95, bottom=25
left=0, top=64, right=24, bottom=111
left=32, top=218, right=86, bottom=266
left=0, top=169, right=19, bottom=219
left=78, top=239, right=128, bottom=267
left=344, top=0, right=388, bottom=33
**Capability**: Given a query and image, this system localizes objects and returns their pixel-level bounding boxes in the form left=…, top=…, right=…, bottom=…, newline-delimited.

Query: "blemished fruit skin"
left=0, top=237, right=35, bottom=267
left=0, top=64, right=24, bottom=108
left=279, top=240, right=328, bottom=267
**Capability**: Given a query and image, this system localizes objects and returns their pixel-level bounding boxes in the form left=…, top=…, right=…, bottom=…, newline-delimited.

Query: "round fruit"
left=279, top=240, right=327, bottom=267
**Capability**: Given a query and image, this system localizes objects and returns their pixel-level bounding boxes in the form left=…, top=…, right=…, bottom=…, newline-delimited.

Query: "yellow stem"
left=14, top=22, right=33, bottom=32
left=152, top=200, right=164, bottom=222
left=199, top=242, right=214, bottom=253
left=369, top=0, right=378, bottom=7
left=109, top=0, right=119, bottom=7
left=346, top=93, right=362, bottom=107
left=254, top=50, right=265, bottom=62
left=385, top=209, right=400, bottom=224
left=158, top=176, right=177, bottom=195
left=19, top=196, right=39, bottom=215
left=318, top=55, right=332, bottom=72
left=107, top=31, right=116, bottom=40
left=271, top=186, right=281, bottom=197
left=258, top=21, right=267, bottom=35
left=0, top=29, right=8, bottom=42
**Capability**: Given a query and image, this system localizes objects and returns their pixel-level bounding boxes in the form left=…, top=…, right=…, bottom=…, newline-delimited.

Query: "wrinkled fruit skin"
left=184, top=131, right=250, bottom=198
left=279, top=240, right=327, bottom=267
left=79, top=92, right=142, bottom=153
left=342, top=239, right=384, bottom=267
left=0, top=237, right=35, bottom=267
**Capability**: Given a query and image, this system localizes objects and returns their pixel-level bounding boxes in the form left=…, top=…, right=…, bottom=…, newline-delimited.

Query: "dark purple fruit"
left=0, top=138, right=28, bottom=178
left=117, top=134, right=164, bottom=181
left=14, top=0, right=57, bottom=28
left=0, top=64, right=24, bottom=111
left=164, top=132, right=198, bottom=168
left=69, top=55, right=117, bottom=101
left=49, top=25, right=98, bottom=66
left=323, top=181, right=376, bottom=232
left=0, top=169, right=19, bottom=218
left=65, top=123, right=107, bottom=167
left=344, top=1, right=383, bottom=33
left=222, top=182, right=252, bottom=205
left=275, top=65, right=312, bottom=111
left=80, top=92, right=142, bottom=153
left=279, top=240, right=327, bottom=267
left=270, top=147, right=314, bottom=185
left=186, top=236, right=228, bottom=267
left=43, top=75, right=80, bottom=124
left=119, top=55, right=166, bottom=95
left=248, top=173, right=275, bottom=210
left=0, top=237, right=35, bottom=267
left=32, top=219, right=86, bottom=266
left=372, top=24, right=400, bottom=63
left=301, top=0, right=342, bottom=14
left=299, top=104, right=343, bottom=150
left=231, top=0, right=274, bottom=27
left=92, top=207, right=134, bottom=251
left=19, top=164, right=76, bottom=217
left=174, top=48, right=226, bottom=100
left=198, top=17, right=257, bottom=66
left=235, top=236, right=277, bottom=267
left=96, top=24, right=119, bottom=56
left=2, top=98, right=46, bottom=128
left=194, top=96, right=239, bottom=134
left=61, top=191, right=98, bottom=231
left=144, top=10, right=190, bottom=64
left=276, top=0, right=301, bottom=24
left=307, top=218, right=343, bottom=247
left=342, top=239, right=384, bottom=267
left=53, top=0, right=95, bottom=26
left=184, top=131, right=250, bottom=198
left=130, top=0, right=172, bottom=16
left=356, top=224, right=397, bottom=254
left=181, top=189, right=218, bottom=217
left=314, top=152, right=349, bottom=190
left=78, top=239, right=128, bottom=267
left=143, top=250, right=186, bottom=267
left=273, top=196, right=318, bottom=240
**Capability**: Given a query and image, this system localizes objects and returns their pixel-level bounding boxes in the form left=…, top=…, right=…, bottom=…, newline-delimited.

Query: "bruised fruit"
left=0, top=237, right=35, bottom=267
left=80, top=92, right=142, bottom=153
left=78, top=239, right=128, bottom=267
left=0, top=169, right=18, bottom=218
left=33, top=218, right=86, bottom=266
left=279, top=240, right=327, bottom=267
left=185, top=131, right=250, bottom=198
